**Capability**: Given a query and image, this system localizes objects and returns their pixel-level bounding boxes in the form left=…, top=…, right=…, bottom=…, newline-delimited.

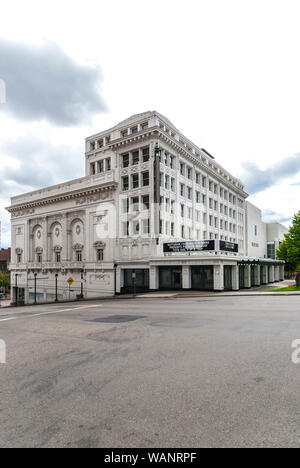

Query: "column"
left=254, top=265, right=261, bottom=286
left=115, top=266, right=122, bottom=294
left=214, top=264, right=224, bottom=291
left=182, top=265, right=191, bottom=289
left=262, top=265, right=268, bottom=284
left=244, top=264, right=251, bottom=288
left=232, top=265, right=239, bottom=291
left=280, top=265, right=285, bottom=281
left=269, top=265, right=275, bottom=283
left=150, top=266, right=159, bottom=290
left=274, top=265, right=280, bottom=282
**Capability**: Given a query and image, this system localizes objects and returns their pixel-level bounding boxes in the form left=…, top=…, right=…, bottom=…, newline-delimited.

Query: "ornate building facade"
left=7, top=111, right=284, bottom=303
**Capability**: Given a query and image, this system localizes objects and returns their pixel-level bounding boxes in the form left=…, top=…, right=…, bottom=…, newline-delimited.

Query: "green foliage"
left=277, top=211, right=300, bottom=272
left=0, top=273, right=10, bottom=288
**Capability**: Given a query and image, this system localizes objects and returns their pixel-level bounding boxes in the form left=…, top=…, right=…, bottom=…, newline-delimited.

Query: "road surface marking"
left=0, top=305, right=101, bottom=323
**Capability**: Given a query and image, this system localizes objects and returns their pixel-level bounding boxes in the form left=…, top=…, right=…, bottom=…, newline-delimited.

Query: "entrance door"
left=191, top=266, right=214, bottom=290
left=159, top=267, right=182, bottom=290
left=239, top=265, right=245, bottom=289
left=224, top=266, right=232, bottom=290
left=173, top=270, right=182, bottom=289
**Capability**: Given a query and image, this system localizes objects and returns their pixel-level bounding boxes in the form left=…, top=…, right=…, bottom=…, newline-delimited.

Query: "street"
left=0, top=296, right=300, bottom=448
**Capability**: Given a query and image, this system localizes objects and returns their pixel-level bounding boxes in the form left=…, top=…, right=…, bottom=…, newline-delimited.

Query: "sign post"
left=67, top=277, right=74, bottom=301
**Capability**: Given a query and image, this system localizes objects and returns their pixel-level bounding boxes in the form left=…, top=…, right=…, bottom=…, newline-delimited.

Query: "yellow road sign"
left=67, top=277, right=74, bottom=286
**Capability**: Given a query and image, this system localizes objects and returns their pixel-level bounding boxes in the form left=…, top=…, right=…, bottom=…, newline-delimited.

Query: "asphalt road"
left=0, top=296, right=300, bottom=448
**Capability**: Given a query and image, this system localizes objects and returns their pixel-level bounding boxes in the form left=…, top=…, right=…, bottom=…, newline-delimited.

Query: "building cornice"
left=6, top=182, right=118, bottom=216
left=106, top=127, right=248, bottom=198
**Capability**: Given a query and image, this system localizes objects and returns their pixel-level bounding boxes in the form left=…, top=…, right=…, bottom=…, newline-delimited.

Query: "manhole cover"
left=90, top=315, right=146, bottom=323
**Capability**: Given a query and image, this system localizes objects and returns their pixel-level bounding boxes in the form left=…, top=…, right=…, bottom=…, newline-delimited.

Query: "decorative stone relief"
left=12, top=208, right=35, bottom=218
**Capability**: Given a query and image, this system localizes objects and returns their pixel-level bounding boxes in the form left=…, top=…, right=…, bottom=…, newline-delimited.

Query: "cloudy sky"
left=0, top=0, right=300, bottom=247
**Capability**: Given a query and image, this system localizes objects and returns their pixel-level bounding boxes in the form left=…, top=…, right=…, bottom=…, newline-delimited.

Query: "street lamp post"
left=81, top=269, right=84, bottom=299
left=55, top=274, right=58, bottom=302
left=34, top=273, right=37, bottom=304
left=15, top=273, right=18, bottom=306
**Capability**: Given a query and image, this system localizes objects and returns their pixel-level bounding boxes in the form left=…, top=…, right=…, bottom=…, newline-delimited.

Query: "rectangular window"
left=106, top=158, right=111, bottom=171
left=17, top=254, right=22, bottom=263
left=142, top=147, right=150, bottom=162
left=180, top=184, right=184, bottom=197
left=171, top=200, right=175, bottom=214
left=143, top=219, right=150, bottom=234
left=56, top=253, right=61, bottom=263
left=131, top=127, right=138, bottom=134
left=90, top=163, right=96, bottom=175
left=122, top=176, right=129, bottom=191
left=187, top=187, right=192, bottom=200
left=132, top=197, right=139, bottom=212
left=123, top=221, right=129, bottom=236
left=132, top=173, right=139, bottom=189
left=142, top=195, right=150, bottom=210
left=98, top=160, right=104, bottom=173
left=76, top=252, right=82, bottom=262
left=132, top=151, right=139, bottom=165
left=133, top=221, right=140, bottom=235
left=123, top=198, right=129, bottom=213
left=171, top=178, right=175, bottom=192
left=122, top=154, right=129, bottom=168
left=142, top=171, right=149, bottom=187
left=97, top=249, right=104, bottom=261
left=171, top=223, right=175, bottom=237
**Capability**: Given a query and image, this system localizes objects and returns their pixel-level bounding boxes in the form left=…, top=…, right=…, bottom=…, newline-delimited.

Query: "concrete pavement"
left=0, top=295, right=300, bottom=447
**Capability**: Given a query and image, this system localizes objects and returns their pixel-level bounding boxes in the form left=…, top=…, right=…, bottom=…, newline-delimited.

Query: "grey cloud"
left=0, top=39, right=107, bottom=126
left=240, top=153, right=300, bottom=194
left=0, top=136, right=84, bottom=196
left=262, top=209, right=292, bottom=224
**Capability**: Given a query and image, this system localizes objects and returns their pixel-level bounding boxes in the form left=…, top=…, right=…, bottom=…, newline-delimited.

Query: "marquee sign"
left=163, top=240, right=239, bottom=254
left=163, top=240, right=215, bottom=253
left=219, top=241, right=239, bottom=253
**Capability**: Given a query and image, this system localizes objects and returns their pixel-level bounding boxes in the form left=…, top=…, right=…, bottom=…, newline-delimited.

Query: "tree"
left=277, top=211, right=300, bottom=274
left=0, top=273, right=10, bottom=293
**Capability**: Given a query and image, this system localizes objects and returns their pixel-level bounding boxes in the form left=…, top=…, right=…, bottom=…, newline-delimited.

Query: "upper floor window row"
left=122, top=172, right=150, bottom=191
left=161, top=151, right=175, bottom=169
left=122, top=147, right=150, bottom=168
left=90, top=158, right=111, bottom=175
left=89, top=136, right=110, bottom=151
left=121, top=122, right=149, bottom=138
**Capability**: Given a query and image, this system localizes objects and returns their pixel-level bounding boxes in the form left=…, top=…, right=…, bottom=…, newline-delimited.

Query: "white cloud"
left=1, top=0, right=300, bottom=246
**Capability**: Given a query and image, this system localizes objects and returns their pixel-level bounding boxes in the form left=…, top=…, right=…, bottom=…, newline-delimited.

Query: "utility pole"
left=34, top=273, right=37, bottom=304
left=55, top=274, right=58, bottom=302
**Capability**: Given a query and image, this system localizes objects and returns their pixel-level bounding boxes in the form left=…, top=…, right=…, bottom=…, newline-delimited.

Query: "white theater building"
left=7, top=111, right=285, bottom=304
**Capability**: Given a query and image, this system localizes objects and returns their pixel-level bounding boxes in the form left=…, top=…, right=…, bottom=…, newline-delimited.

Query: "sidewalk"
left=137, top=280, right=300, bottom=299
